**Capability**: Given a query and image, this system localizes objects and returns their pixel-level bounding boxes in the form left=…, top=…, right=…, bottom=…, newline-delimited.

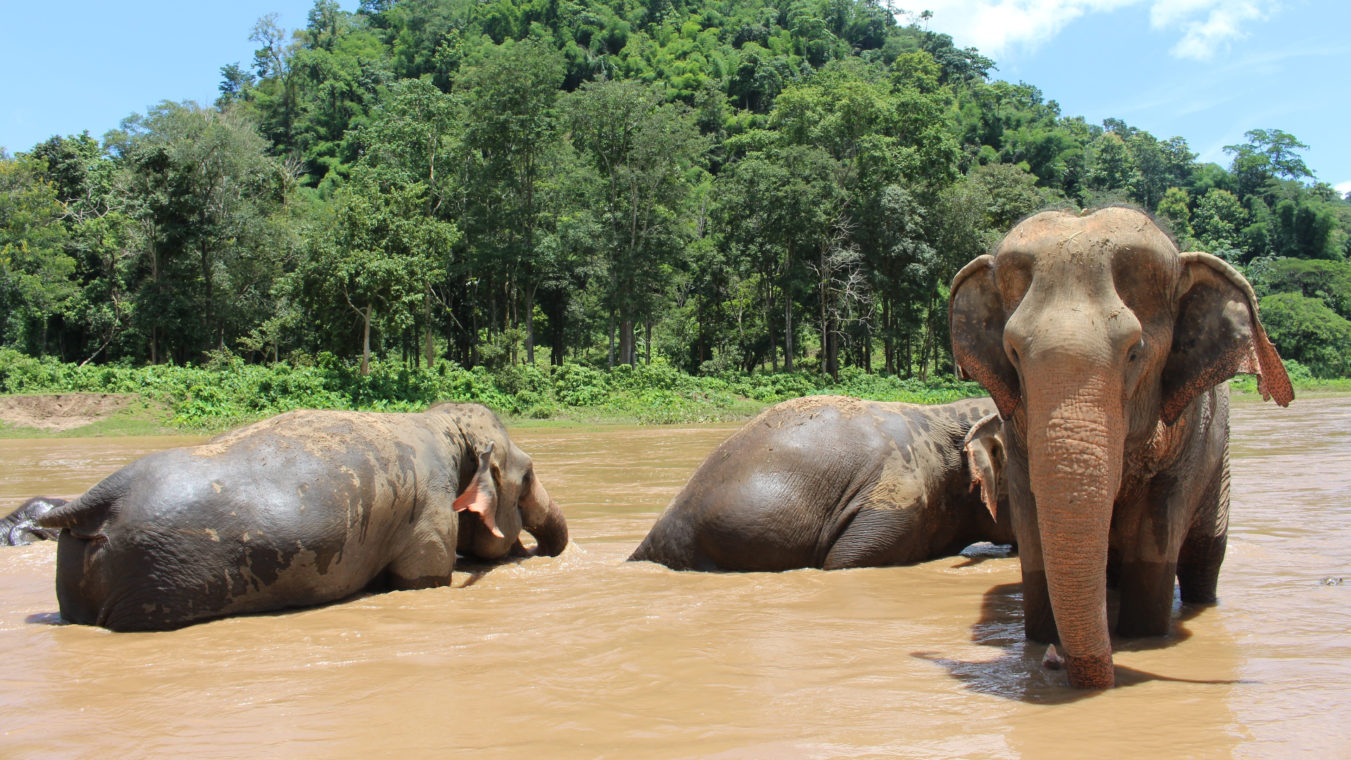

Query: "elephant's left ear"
left=1161, top=252, right=1295, bottom=424
left=950, top=255, right=1021, bottom=419
left=453, top=442, right=505, bottom=538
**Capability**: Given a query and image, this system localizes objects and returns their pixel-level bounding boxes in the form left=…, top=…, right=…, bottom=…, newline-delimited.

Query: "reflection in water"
left=1, top=396, right=1348, bottom=758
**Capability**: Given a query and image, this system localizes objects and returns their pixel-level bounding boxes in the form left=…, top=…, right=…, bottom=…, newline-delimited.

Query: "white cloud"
left=911, top=0, right=1138, bottom=58
left=1336, top=181, right=1351, bottom=199
left=1154, top=1, right=1271, bottom=60
left=912, top=0, right=1277, bottom=61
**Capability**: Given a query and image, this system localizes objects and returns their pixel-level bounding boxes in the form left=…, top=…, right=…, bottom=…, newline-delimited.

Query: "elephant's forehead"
left=1001, top=209, right=1175, bottom=261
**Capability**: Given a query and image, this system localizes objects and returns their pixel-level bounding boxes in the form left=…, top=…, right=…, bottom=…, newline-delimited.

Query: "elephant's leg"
left=1114, top=559, right=1177, bottom=637
left=822, top=507, right=917, bottom=569
left=1177, top=464, right=1229, bottom=605
left=1177, top=531, right=1226, bottom=604
left=1009, top=484, right=1059, bottom=643
left=385, top=517, right=458, bottom=590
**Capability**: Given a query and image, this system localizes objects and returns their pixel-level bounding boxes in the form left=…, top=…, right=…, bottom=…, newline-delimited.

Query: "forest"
left=3, top=0, right=1350, bottom=401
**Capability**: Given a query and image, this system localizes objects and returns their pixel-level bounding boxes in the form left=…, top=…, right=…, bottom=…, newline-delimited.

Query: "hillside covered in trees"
left=4, top=0, right=1350, bottom=385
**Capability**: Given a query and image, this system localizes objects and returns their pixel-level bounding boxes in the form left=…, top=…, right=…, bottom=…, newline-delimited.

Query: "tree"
left=564, top=79, right=706, bottom=367
left=457, top=39, right=565, bottom=364
left=294, top=169, right=458, bottom=374
left=1224, top=128, right=1312, bottom=198
left=0, top=152, right=75, bottom=353
left=1190, top=188, right=1247, bottom=259
left=717, top=145, right=846, bottom=373
left=110, top=102, right=291, bottom=363
left=1155, top=187, right=1193, bottom=244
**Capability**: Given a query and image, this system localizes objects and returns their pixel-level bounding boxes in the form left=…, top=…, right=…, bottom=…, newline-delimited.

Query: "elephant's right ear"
left=1160, top=252, right=1294, bottom=424
left=453, top=442, right=505, bottom=538
left=950, top=255, right=1020, bottom=418
left=963, top=413, right=1005, bottom=521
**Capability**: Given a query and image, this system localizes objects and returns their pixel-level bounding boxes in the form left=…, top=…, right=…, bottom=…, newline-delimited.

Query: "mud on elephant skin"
left=38, top=403, right=568, bottom=631
left=1, top=497, right=68, bottom=546
left=949, top=207, right=1293, bottom=689
left=629, top=396, right=1015, bottom=571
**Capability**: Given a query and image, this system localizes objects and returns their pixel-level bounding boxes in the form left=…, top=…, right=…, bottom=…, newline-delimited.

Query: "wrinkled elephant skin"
left=629, top=396, right=1014, bottom=571
left=949, top=207, right=1292, bottom=689
left=38, top=403, right=567, bottom=631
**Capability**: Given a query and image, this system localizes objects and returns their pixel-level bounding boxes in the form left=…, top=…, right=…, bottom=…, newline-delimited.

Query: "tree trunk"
left=524, top=281, right=537, bottom=365
left=620, top=317, right=636, bottom=366
left=423, top=284, right=435, bottom=368
left=361, top=303, right=372, bottom=376
left=607, top=309, right=616, bottom=369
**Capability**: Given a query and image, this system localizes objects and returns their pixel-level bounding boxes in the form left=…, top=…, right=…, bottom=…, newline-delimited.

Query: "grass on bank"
left=0, top=348, right=985, bottom=435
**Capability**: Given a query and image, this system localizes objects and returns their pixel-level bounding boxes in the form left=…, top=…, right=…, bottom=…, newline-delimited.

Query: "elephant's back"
left=632, top=397, right=899, bottom=571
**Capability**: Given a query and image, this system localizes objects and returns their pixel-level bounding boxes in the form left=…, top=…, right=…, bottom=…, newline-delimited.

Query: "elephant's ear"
left=1161, top=252, right=1295, bottom=424
left=963, top=413, right=1005, bottom=521
left=950, top=255, right=1020, bottom=418
left=453, top=442, right=505, bottom=538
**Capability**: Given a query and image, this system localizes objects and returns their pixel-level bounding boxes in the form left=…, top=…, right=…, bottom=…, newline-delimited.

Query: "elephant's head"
left=439, top=404, right=569, bottom=560
left=948, top=207, right=1292, bottom=688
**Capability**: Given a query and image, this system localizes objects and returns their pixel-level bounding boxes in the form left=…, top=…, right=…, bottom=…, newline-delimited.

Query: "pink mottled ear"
left=963, top=413, right=1005, bottom=521
left=1161, top=252, right=1294, bottom=424
left=453, top=443, right=504, bottom=538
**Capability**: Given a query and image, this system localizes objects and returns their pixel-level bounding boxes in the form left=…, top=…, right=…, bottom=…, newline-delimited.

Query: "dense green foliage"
left=3, top=0, right=1349, bottom=387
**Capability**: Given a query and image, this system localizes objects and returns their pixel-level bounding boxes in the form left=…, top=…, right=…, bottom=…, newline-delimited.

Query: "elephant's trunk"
left=521, top=475, right=569, bottom=557
left=1026, top=371, right=1124, bottom=689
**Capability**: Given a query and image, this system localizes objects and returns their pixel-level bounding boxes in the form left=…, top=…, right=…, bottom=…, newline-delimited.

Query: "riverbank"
left=1, top=349, right=1342, bottom=438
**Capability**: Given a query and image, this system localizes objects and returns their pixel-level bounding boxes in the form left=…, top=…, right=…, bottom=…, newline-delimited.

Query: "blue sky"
left=915, top=0, right=1350, bottom=194
left=3, top=0, right=1347, bottom=195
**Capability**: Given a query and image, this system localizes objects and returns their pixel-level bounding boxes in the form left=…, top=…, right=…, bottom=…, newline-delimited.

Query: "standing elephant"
left=948, top=207, right=1293, bottom=689
left=38, top=403, right=568, bottom=631
left=628, top=396, right=1014, bottom=571
left=1, top=497, right=67, bottom=546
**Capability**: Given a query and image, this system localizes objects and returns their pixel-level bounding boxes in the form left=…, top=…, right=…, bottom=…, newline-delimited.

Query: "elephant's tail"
left=37, top=474, right=126, bottom=534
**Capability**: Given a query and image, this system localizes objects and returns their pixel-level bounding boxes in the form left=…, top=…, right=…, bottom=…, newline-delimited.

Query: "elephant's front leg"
left=1110, top=490, right=1190, bottom=638
left=1008, top=467, right=1058, bottom=643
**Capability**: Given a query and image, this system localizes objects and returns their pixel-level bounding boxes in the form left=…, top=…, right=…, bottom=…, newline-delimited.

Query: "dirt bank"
left=0, top=393, right=136, bottom=431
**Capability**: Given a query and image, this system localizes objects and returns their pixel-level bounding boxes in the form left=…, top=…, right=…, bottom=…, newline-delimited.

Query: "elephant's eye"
left=1127, top=340, right=1143, bottom=363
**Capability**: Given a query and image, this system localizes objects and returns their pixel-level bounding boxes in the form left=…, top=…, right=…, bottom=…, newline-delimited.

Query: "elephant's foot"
left=1064, top=652, right=1115, bottom=689
left=1177, top=534, right=1226, bottom=605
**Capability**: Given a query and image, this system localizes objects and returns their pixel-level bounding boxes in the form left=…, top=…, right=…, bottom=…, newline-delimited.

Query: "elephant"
left=948, top=207, right=1293, bottom=689
left=1, top=496, right=67, bottom=546
left=37, top=403, right=568, bottom=631
left=628, top=396, right=1014, bottom=571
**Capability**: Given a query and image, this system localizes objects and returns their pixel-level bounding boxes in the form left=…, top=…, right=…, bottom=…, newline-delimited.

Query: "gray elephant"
left=629, top=396, right=1014, bottom=571
left=38, top=403, right=568, bottom=631
left=1, top=497, right=67, bottom=546
left=948, top=207, right=1293, bottom=689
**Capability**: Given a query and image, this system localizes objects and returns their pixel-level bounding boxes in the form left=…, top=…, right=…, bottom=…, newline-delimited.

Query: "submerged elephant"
left=949, top=207, right=1293, bottom=689
left=628, top=396, right=1014, bottom=571
left=38, top=403, right=568, bottom=631
left=1, top=497, right=67, bottom=546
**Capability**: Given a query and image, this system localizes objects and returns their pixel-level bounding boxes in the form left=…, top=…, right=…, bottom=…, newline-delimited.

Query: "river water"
left=1, top=396, right=1347, bottom=758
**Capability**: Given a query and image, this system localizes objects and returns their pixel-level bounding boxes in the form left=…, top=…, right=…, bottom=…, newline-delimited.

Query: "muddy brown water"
left=1, top=397, right=1347, bottom=758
